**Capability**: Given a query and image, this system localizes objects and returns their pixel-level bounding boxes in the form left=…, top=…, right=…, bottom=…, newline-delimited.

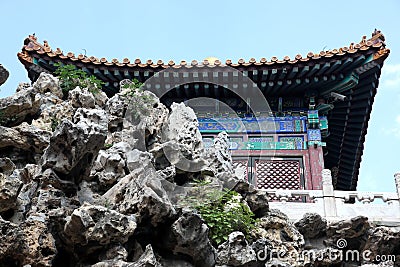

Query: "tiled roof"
left=18, top=31, right=389, bottom=70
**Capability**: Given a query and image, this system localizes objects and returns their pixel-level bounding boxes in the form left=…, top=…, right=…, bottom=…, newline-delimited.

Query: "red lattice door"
left=232, top=157, right=304, bottom=190
left=253, top=159, right=303, bottom=190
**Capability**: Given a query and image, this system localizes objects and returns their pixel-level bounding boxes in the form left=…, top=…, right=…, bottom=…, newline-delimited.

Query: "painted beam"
left=334, top=58, right=353, bottom=73
left=113, top=70, right=123, bottom=80
left=328, top=60, right=342, bottom=73
left=287, top=67, right=298, bottom=79
left=94, top=68, right=108, bottom=81
left=306, top=64, right=320, bottom=77
left=261, top=70, right=269, bottom=81
left=270, top=69, right=278, bottom=80
left=37, top=58, right=50, bottom=69
left=104, top=69, right=117, bottom=82
left=299, top=66, right=310, bottom=77
left=82, top=67, right=93, bottom=75
left=123, top=70, right=132, bottom=79
left=316, top=62, right=331, bottom=76
left=278, top=68, right=287, bottom=80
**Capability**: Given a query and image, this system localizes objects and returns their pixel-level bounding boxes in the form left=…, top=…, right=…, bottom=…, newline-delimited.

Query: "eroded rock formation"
left=0, top=64, right=9, bottom=86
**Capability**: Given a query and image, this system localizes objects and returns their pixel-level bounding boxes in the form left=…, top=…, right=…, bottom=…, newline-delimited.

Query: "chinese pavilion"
left=17, top=30, right=389, bottom=192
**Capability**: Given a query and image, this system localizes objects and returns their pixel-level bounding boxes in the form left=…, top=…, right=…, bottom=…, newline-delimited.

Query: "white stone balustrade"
left=262, top=169, right=400, bottom=226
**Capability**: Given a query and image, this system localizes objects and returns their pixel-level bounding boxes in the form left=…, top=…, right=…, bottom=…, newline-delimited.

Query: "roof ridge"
left=18, top=30, right=390, bottom=69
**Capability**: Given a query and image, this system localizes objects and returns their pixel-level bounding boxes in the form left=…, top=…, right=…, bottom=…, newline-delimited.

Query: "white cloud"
left=381, top=63, right=400, bottom=88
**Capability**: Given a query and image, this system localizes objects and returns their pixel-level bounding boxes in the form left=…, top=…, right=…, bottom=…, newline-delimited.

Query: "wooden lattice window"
left=254, top=159, right=302, bottom=190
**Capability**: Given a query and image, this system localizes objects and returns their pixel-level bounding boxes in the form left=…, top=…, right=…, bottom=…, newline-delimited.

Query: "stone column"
left=322, top=169, right=337, bottom=218
left=395, top=172, right=400, bottom=199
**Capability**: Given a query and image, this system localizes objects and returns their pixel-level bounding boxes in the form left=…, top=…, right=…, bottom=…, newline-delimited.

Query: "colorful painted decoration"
left=198, top=117, right=307, bottom=133
left=307, top=129, right=322, bottom=141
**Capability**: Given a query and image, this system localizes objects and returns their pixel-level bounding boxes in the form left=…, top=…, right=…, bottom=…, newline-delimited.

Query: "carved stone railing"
left=262, top=170, right=400, bottom=225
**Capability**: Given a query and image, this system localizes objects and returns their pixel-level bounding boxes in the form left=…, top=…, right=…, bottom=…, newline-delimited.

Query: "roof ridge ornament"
left=369, top=29, right=385, bottom=47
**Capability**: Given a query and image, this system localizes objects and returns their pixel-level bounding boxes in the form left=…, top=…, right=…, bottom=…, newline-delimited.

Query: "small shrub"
left=103, top=143, right=113, bottom=149
left=185, top=182, right=256, bottom=246
left=122, top=79, right=155, bottom=120
left=54, top=63, right=104, bottom=96
left=50, top=117, right=60, bottom=131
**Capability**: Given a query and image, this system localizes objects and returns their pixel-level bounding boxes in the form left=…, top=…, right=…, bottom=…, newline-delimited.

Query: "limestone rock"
left=33, top=72, right=63, bottom=99
left=92, top=245, right=162, bottom=267
left=103, top=150, right=176, bottom=226
left=90, top=142, right=131, bottom=191
left=0, top=169, right=23, bottom=212
left=205, top=131, right=233, bottom=174
left=0, top=86, right=41, bottom=126
left=250, top=209, right=304, bottom=265
left=124, top=88, right=168, bottom=150
left=325, top=216, right=369, bottom=250
left=131, top=244, right=162, bottom=267
left=295, top=213, right=327, bottom=239
left=9, top=165, right=39, bottom=223
left=265, top=259, right=294, bottom=267
left=105, top=92, right=127, bottom=133
left=0, top=64, right=9, bottom=86
left=162, top=210, right=216, bottom=267
left=0, top=217, right=57, bottom=266
left=106, top=88, right=168, bottom=152
left=244, top=189, right=269, bottom=218
left=42, top=108, right=107, bottom=182
left=155, top=102, right=206, bottom=172
left=363, top=226, right=400, bottom=264
left=361, top=262, right=395, bottom=267
left=68, top=87, right=96, bottom=108
left=0, top=157, right=16, bottom=176
left=99, top=244, right=128, bottom=262
left=216, top=231, right=257, bottom=266
left=0, top=123, right=51, bottom=153
left=32, top=97, right=74, bottom=131
left=64, top=203, right=137, bottom=246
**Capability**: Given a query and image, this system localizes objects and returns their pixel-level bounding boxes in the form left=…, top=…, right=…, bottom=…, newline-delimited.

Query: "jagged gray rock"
left=68, top=87, right=96, bottom=108
left=363, top=226, right=400, bottom=264
left=152, top=102, right=207, bottom=172
left=244, top=189, right=270, bottom=218
left=0, top=158, right=15, bottom=176
left=250, top=209, right=304, bottom=266
left=42, top=108, right=107, bottom=182
left=0, top=123, right=51, bottom=153
left=216, top=231, right=257, bottom=266
left=103, top=150, right=176, bottom=226
left=1, top=71, right=399, bottom=267
left=162, top=210, right=216, bottom=267
left=325, top=216, right=369, bottom=250
left=64, top=203, right=137, bottom=246
left=0, top=86, right=41, bottom=126
left=0, top=168, right=22, bottom=213
left=90, top=142, right=131, bottom=191
left=92, top=244, right=162, bottom=267
left=295, top=213, right=327, bottom=239
left=205, top=131, right=233, bottom=175
left=0, top=217, right=57, bottom=266
left=33, top=72, right=63, bottom=99
left=0, top=64, right=9, bottom=86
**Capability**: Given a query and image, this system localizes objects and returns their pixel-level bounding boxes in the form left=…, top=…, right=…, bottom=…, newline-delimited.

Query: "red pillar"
left=308, top=146, right=324, bottom=189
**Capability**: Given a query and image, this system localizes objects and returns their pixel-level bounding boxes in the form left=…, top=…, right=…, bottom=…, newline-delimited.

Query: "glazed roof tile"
left=18, top=31, right=389, bottom=70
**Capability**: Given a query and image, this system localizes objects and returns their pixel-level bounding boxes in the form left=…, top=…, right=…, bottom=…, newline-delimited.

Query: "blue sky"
left=0, top=0, right=399, bottom=192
